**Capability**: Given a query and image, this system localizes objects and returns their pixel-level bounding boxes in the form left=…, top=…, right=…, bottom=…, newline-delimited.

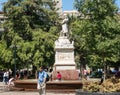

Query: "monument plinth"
left=54, top=36, right=76, bottom=70
left=52, top=15, right=79, bottom=80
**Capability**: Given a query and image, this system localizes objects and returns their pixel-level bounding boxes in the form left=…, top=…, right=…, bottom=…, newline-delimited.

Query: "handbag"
left=37, top=82, right=45, bottom=89
left=37, top=82, right=41, bottom=90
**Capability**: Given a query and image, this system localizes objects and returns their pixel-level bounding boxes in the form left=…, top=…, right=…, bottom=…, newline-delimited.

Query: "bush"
left=83, top=77, right=120, bottom=93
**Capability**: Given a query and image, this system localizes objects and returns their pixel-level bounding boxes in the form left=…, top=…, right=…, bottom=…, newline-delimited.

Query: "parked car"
left=89, top=71, right=103, bottom=78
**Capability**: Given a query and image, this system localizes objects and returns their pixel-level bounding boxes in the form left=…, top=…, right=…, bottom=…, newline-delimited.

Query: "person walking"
left=37, top=66, right=47, bottom=95
left=3, top=70, right=9, bottom=85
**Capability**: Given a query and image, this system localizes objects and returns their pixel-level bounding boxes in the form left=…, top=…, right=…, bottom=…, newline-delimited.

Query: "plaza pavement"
left=0, top=82, right=75, bottom=95
left=0, top=91, right=75, bottom=95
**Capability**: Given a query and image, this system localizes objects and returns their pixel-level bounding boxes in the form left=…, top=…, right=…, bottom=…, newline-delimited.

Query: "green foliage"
left=73, top=0, right=120, bottom=68
left=3, top=0, right=60, bottom=32
left=0, top=0, right=60, bottom=70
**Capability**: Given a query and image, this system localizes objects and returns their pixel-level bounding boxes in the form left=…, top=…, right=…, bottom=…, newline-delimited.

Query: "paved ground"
left=0, top=82, right=75, bottom=95
left=0, top=91, right=75, bottom=95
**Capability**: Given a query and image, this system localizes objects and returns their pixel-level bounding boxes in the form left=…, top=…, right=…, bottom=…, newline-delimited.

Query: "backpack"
left=46, top=73, right=49, bottom=82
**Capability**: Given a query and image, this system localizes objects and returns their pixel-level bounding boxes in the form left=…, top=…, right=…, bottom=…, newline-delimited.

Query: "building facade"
left=0, top=11, right=6, bottom=32
left=54, top=0, right=62, bottom=14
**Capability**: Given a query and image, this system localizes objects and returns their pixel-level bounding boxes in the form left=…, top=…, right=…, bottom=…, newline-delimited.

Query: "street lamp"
left=10, top=44, right=19, bottom=78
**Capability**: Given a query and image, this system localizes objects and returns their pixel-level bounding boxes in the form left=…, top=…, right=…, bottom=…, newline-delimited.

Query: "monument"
left=13, top=15, right=81, bottom=92
left=52, top=15, right=79, bottom=80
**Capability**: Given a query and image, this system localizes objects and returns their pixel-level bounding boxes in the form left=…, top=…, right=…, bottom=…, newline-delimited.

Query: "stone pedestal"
left=53, top=36, right=79, bottom=80
left=52, top=70, right=79, bottom=80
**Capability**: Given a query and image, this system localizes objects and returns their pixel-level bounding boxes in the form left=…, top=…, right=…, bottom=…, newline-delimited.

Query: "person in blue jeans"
left=3, top=70, right=9, bottom=85
left=37, top=66, right=47, bottom=95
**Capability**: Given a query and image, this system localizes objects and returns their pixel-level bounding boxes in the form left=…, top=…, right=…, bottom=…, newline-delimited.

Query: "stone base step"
left=13, top=80, right=84, bottom=93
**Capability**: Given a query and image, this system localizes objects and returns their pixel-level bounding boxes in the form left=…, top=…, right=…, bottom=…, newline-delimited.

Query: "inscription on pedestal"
left=58, top=53, right=72, bottom=60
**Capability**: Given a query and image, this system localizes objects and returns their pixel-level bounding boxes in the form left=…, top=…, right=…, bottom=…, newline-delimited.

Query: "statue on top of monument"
left=60, top=14, right=69, bottom=37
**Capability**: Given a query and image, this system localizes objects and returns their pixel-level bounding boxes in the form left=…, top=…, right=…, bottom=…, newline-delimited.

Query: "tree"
left=73, top=0, right=120, bottom=78
left=1, top=0, right=60, bottom=71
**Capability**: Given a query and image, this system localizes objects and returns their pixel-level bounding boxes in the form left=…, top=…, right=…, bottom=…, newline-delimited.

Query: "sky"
left=62, top=0, right=74, bottom=11
left=0, top=0, right=120, bottom=11
left=0, top=0, right=74, bottom=11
